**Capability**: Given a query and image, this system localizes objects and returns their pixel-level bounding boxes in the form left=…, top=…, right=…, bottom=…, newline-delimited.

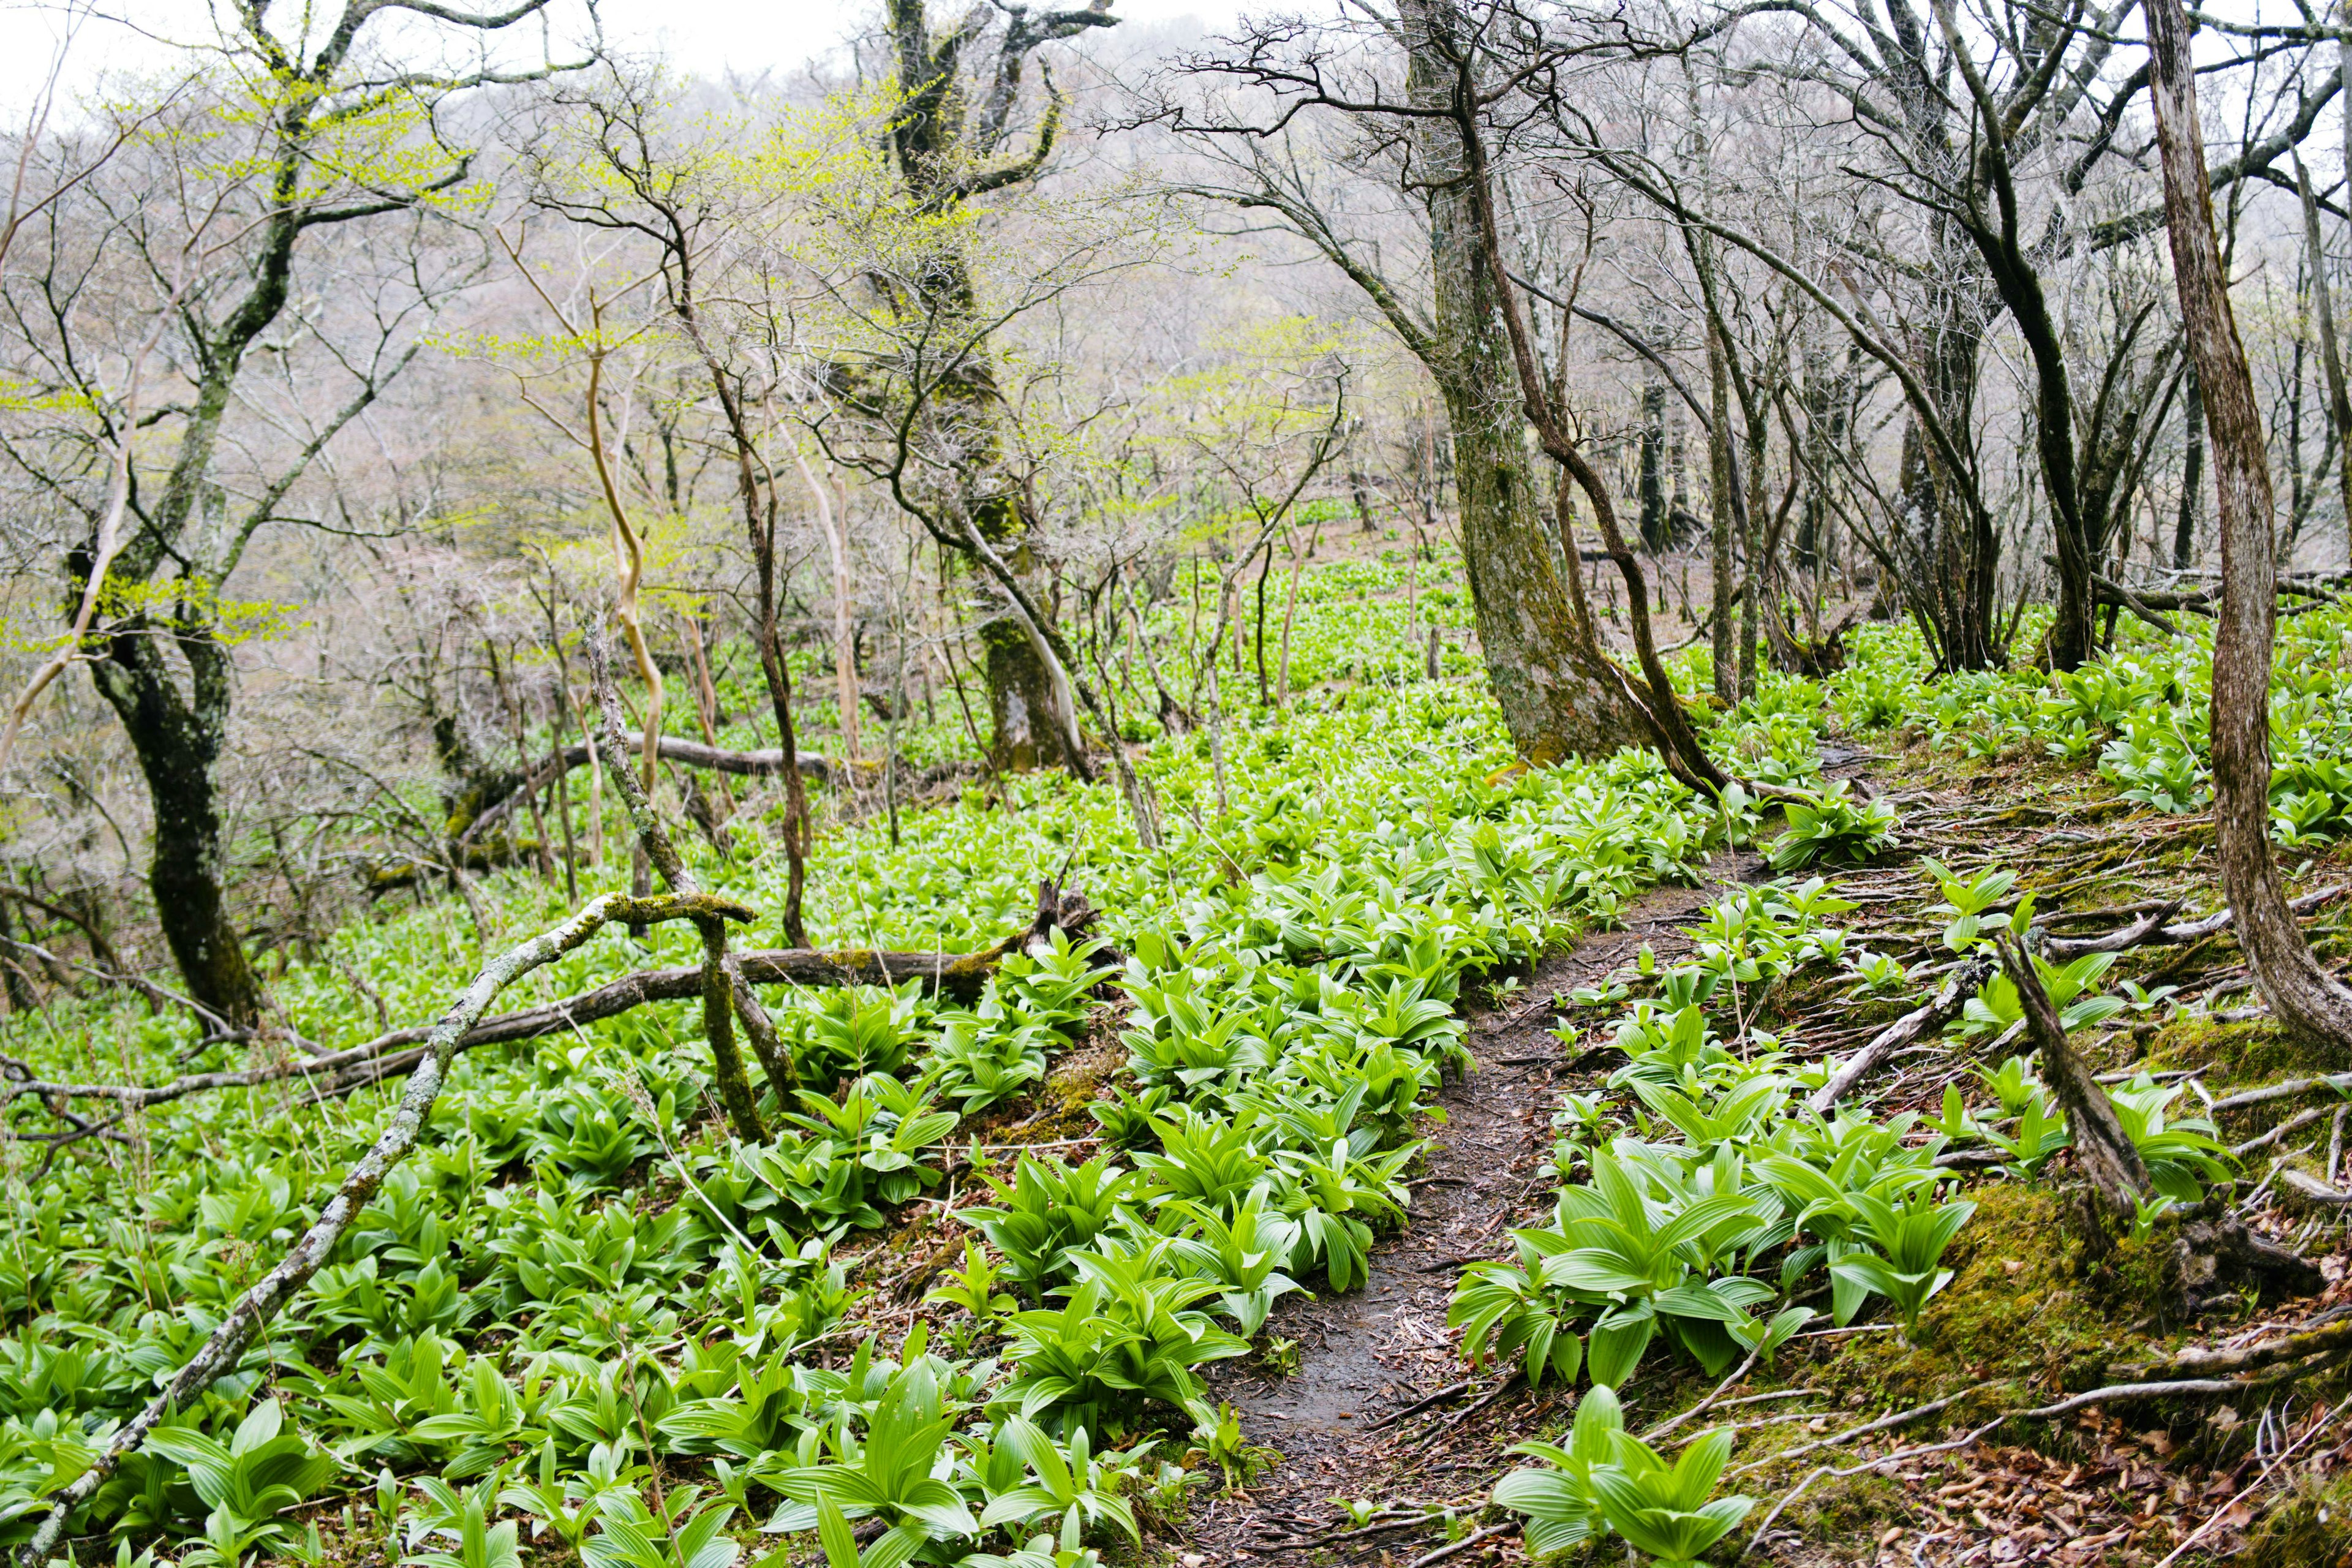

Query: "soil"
left=1176, top=850, right=1767, bottom=1566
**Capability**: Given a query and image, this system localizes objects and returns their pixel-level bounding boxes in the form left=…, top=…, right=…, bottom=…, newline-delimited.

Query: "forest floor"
left=1161, top=745, right=2352, bottom=1568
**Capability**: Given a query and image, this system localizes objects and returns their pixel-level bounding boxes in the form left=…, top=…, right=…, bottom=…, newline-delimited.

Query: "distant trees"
left=12, top=0, right=2352, bottom=1017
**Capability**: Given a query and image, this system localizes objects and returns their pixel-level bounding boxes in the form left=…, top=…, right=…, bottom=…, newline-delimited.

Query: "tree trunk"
left=1708, top=329, right=1738, bottom=703
left=1638, top=372, right=1668, bottom=551
left=2174, top=364, right=2204, bottom=570
left=982, top=612, right=1075, bottom=772
left=1409, top=2, right=1646, bottom=764
left=2001, top=936, right=2150, bottom=1226
left=2148, top=0, right=2352, bottom=1049
left=1436, top=376, right=1645, bottom=762
left=91, top=627, right=263, bottom=1030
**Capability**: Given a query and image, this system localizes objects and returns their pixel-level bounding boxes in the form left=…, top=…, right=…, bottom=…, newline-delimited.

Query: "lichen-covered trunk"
left=2149, top=0, right=2352, bottom=1050
left=1436, top=366, right=1643, bottom=764
left=982, top=609, right=1074, bottom=772
left=1414, top=23, right=1644, bottom=765
left=92, top=627, right=263, bottom=1031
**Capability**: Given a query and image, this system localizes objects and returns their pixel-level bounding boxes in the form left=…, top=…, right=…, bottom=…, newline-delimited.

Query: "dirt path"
left=1180, top=851, right=1764, bottom=1566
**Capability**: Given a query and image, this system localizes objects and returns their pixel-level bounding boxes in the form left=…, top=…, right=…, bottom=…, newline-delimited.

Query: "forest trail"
left=1182, top=750, right=1886, bottom=1565
left=1182, top=850, right=1766, bottom=1564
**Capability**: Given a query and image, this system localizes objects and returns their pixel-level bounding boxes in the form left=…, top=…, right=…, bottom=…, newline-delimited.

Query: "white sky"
left=0, top=0, right=1240, bottom=113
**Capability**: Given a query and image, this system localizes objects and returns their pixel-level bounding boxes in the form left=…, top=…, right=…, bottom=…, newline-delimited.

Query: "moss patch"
left=2245, top=1469, right=2352, bottom=1568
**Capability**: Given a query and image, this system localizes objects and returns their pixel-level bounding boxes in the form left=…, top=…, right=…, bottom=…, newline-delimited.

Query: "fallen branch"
left=5, top=901, right=1101, bottom=1117
left=2001, top=933, right=2150, bottom=1222
left=1365, top=1379, right=1470, bottom=1431
left=2209, top=1071, right=2352, bottom=1114
left=2122, top=1311, right=2352, bottom=1378
left=458, top=734, right=848, bottom=848
left=2231, top=1104, right=2332, bottom=1158
left=11, top=890, right=735, bottom=1567
left=1808, top=957, right=1989, bottom=1114
left=1727, top=1384, right=1993, bottom=1476
left=2280, top=1169, right=2352, bottom=1204
left=2092, top=571, right=2192, bottom=633
left=1264, top=1509, right=1451, bottom=1550
left=1405, top=1373, right=1524, bottom=1450
left=2043, top=901, right=2183, bottom=958
left=2159, top=883, right=2347, bottom=944
left=2150, top=1395, right=2352, bottom=1568
left=1406, top=1521, right=1517, bottom=1568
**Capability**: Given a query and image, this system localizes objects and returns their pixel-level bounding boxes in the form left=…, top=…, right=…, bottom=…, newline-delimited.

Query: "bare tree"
left=0, top=2, right=580, bottom=1027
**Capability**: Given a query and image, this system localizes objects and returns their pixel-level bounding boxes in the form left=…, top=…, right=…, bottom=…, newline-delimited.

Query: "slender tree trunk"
left=487, top=639, right=556, bottom=880
left=2296, top=162, right=2352, bottom=550
left=1248, top=536, right=1274, bottom=707
left=2149, top=0, right=2352, bottom=1049
left=2174, top=364, right=2204, bottom=570
left=1277, top=522, right=1310, bottom=705
left=1638, top=372, right=1668, bottom=551
left=800, top=458, right=862, bottom=767
left=1740, top=420, right=1766, bottom=698
left=1708, top=328, right=1738, bottom=703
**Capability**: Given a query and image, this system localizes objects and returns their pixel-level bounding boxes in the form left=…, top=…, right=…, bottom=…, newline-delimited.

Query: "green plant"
left=1918, top=859, right=2018, bottom=952
left=787, top=985, right=928, bottom=1087
left=963, top=1154, right=1140, bottom=1304
left=148, top=1400, right=335, bottom=1566
left=764, top=1360, right=979, bottom=1553
left=1491, top=1386, right=1757, bottom=1566
left=997, top=1275, right=1246, bottom=1434
left=1588, top=1425, right=1755, bottom=1568
left=1830, top=1188, right=1977, bottom=1335
left=975, top=1419, right=1142, bottom=1545
left=1962, top=953, right=2125, bottom=1038
left=400, top=1479, right=520, bottom=1568
left=1163, top=1189, right=1303, bottom=1335
left=1765, top=783, right=1898, bottom=872
left=2106, top=1074, right=2234, bottom=1202
left=1977, top=1088, right=2070, bottom=1180
left=581, top=1490, right=741, bottom=1568
left=925, top=1239, right=1016, bottom=1321
left=1182, top=1402, right=1273, bottom=1493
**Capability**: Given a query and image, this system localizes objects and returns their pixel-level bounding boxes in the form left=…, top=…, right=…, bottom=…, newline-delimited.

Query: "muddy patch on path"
left=1178, top=854, right=1761, bottom=1566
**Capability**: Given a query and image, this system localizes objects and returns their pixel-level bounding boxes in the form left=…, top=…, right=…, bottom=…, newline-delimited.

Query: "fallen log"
left=314, top=943, right=1038, bottom=1097
left=460, top=736, right=843, bottom=848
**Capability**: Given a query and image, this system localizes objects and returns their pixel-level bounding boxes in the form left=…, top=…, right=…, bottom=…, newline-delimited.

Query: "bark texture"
left=1405, top=0, right=1646, bottom=765
left=2147, top=0, right=2352, bottom=1049
left=93, top=624, right=263, bottom=1029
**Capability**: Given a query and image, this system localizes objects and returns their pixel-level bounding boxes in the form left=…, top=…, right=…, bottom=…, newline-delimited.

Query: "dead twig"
left=1366, top=1380, right=1471, bottom=1430
left=1406, top=1521, right=1518, bottom=1567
